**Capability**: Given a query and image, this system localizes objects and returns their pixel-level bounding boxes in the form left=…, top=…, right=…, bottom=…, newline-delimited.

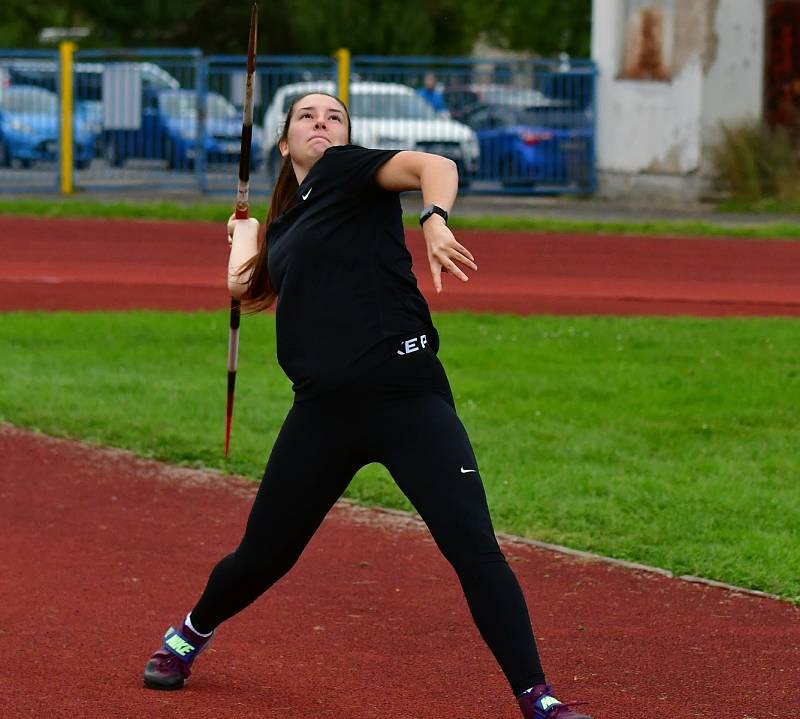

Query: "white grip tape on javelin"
left=237, top=182, right=249, bottom=208
left=228, top=328, right=240, bottom=372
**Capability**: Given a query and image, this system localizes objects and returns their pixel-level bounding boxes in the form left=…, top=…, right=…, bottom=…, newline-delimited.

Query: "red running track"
left=1, top=216, right=799, bottom=315
left=2, top=219, right=799, bottom=717
left=2, top=424, right=798, bottom=719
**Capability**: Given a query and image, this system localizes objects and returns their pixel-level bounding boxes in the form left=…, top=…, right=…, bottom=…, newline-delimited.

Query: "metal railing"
left=349, top=54, right=596, bottom=194
left=0, top=47, right=596, bottom=196
left=0, top=49, right=61, bottom=192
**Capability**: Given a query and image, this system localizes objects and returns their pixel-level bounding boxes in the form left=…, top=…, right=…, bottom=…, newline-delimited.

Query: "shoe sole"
left=143, top=660, right=186, bottom=690
left=143, top=675, right=185, bottom=690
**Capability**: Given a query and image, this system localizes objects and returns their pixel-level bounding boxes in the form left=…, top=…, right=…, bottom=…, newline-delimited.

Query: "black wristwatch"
left=419, top=204, right=449, bottom=227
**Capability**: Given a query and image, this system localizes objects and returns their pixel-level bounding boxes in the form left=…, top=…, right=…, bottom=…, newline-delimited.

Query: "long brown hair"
left=237, top=92, right=352, bottom=312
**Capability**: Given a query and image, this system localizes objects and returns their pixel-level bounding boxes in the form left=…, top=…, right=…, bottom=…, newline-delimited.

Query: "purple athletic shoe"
left=517, top=684, right=592, bottom=719
left=143, top=624, right=214, bottom=690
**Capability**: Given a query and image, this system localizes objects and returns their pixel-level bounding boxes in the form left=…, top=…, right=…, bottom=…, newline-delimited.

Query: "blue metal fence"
left=0, top=49, right=61, bottom=192
left=74, top=48, right=204, bottom=192
left=0, top=48, right=595, bottom=196
left=349, top=55, right=596, bottom=194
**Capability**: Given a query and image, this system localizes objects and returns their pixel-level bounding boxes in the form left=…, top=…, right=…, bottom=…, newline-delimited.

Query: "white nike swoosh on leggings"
left=460, top=467, right=477, bottom=474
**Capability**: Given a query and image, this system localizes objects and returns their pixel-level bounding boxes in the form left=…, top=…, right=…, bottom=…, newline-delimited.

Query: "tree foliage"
left=0, top=0, right=592, bottom=58
left=475, top=0, right=592, bottom=57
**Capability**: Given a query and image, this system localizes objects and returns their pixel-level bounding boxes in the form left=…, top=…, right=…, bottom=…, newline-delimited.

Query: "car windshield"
left=1, top=88, right=58, bottom=114
left=481, top=88, right=556, bottom=107
left=351, top=92, right=437, bottom=119
left=139, top=63, right=180, bottom=90
left=159, top=92, right=238, bottom=120
left=282, top=89, right=335, bottom=113
left=207, top=94, right=238, bottom=120
left=160, top=92, right=196, bottom=118
left=279, top=89, right=438, bottom=119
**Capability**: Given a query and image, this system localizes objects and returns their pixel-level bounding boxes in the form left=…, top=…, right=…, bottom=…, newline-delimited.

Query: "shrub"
left=709, top=120, right=800, bottom=201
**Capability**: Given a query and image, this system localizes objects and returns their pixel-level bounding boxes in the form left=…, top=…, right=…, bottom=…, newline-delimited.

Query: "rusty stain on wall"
left=596, top=0, right=763, bottom=185
left=621, top=4, right=672, bottom=80
left=620, top=1, right=721, bottom=81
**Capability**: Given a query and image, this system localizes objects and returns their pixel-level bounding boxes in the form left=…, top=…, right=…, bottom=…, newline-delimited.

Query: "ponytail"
left=237, top=155, right=297, bottom=312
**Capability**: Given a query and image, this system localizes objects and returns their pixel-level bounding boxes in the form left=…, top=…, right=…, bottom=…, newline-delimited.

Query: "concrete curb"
left=0, top=423, right=787, bottom=604
left=335, top=498, right=786, bottom=603
left=9, top=190, right=800, bottom=227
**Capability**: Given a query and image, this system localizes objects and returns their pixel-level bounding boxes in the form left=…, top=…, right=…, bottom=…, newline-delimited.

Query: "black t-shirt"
left=266, top=144, right=439, bottom=400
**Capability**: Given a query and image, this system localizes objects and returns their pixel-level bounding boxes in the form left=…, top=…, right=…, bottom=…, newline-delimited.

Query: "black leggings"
left=190, top=342, right=545, bottom=695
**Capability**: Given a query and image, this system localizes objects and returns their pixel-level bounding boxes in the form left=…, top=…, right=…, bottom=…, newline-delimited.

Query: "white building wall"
left=594, top=56, right=704, bottom=174
left=592, top=0, right=765, bottom=200
left=701, top=0, right=765, bottom=150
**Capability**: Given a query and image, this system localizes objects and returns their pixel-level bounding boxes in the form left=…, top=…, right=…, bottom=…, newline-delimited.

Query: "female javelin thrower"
left=143, top=92, right=590, bottom=719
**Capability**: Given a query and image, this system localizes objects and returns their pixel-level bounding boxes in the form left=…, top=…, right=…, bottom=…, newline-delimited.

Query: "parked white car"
left=262, top=80, right=479, bottom=183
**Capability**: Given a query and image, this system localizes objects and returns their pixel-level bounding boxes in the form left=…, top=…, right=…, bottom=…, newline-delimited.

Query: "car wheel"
left=571, top=162, right=592, bottom=191
left=20, top=158, right=33, bottom=169
left=500, top=156, right=535, bottom=189
left=168, top=143, right=192, bottom=171
left=104, top=140, right=124, bottom=167
left=165, top=139, right=179, bottom=170
left=0, top=140, right=10, bottom=168
left=75, top=158, right=91, bottom=170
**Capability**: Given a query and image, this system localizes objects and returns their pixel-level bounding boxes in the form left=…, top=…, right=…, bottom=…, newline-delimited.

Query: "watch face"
left=420, top=205, right=446, bottom=225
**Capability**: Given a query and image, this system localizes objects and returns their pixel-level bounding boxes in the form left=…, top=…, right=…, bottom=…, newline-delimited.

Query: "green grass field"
left=1, top=310, right=798, bottom=601
left=2, top=197, right=800, bottom=239
left=716, top=197, right=800, bottom=214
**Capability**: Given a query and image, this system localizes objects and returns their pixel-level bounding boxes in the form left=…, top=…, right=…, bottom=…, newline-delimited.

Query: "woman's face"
left=279, top=94, right=349, bottom=169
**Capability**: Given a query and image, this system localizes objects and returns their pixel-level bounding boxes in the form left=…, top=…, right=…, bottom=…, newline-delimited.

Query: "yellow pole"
left=334, top=48, right=350, bottom=108
left=59, top=41, right=76, bottom=195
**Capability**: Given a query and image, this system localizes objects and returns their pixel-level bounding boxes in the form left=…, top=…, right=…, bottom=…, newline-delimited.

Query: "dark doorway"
left=765, top=0, right=800, bottom=133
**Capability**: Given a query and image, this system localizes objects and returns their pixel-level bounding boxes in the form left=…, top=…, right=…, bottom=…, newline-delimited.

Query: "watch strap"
left=419, top=204, right=449, bottom=226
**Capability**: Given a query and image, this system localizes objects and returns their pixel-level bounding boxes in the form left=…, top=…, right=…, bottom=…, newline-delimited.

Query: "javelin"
left=225, top=2, right=258, bottom=457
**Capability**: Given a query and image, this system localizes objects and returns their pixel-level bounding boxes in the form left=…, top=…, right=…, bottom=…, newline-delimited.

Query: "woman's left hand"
left=227, top=213, right=259, bottom=246
left=422, top=216, right=477, bottom=293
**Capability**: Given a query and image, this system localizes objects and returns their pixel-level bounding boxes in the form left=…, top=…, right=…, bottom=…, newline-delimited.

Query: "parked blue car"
left=103, top=89, right=263, bottom=171
left=0, top=86, right=96, bottom=168
left=461, top=104, right=593, bottom=188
